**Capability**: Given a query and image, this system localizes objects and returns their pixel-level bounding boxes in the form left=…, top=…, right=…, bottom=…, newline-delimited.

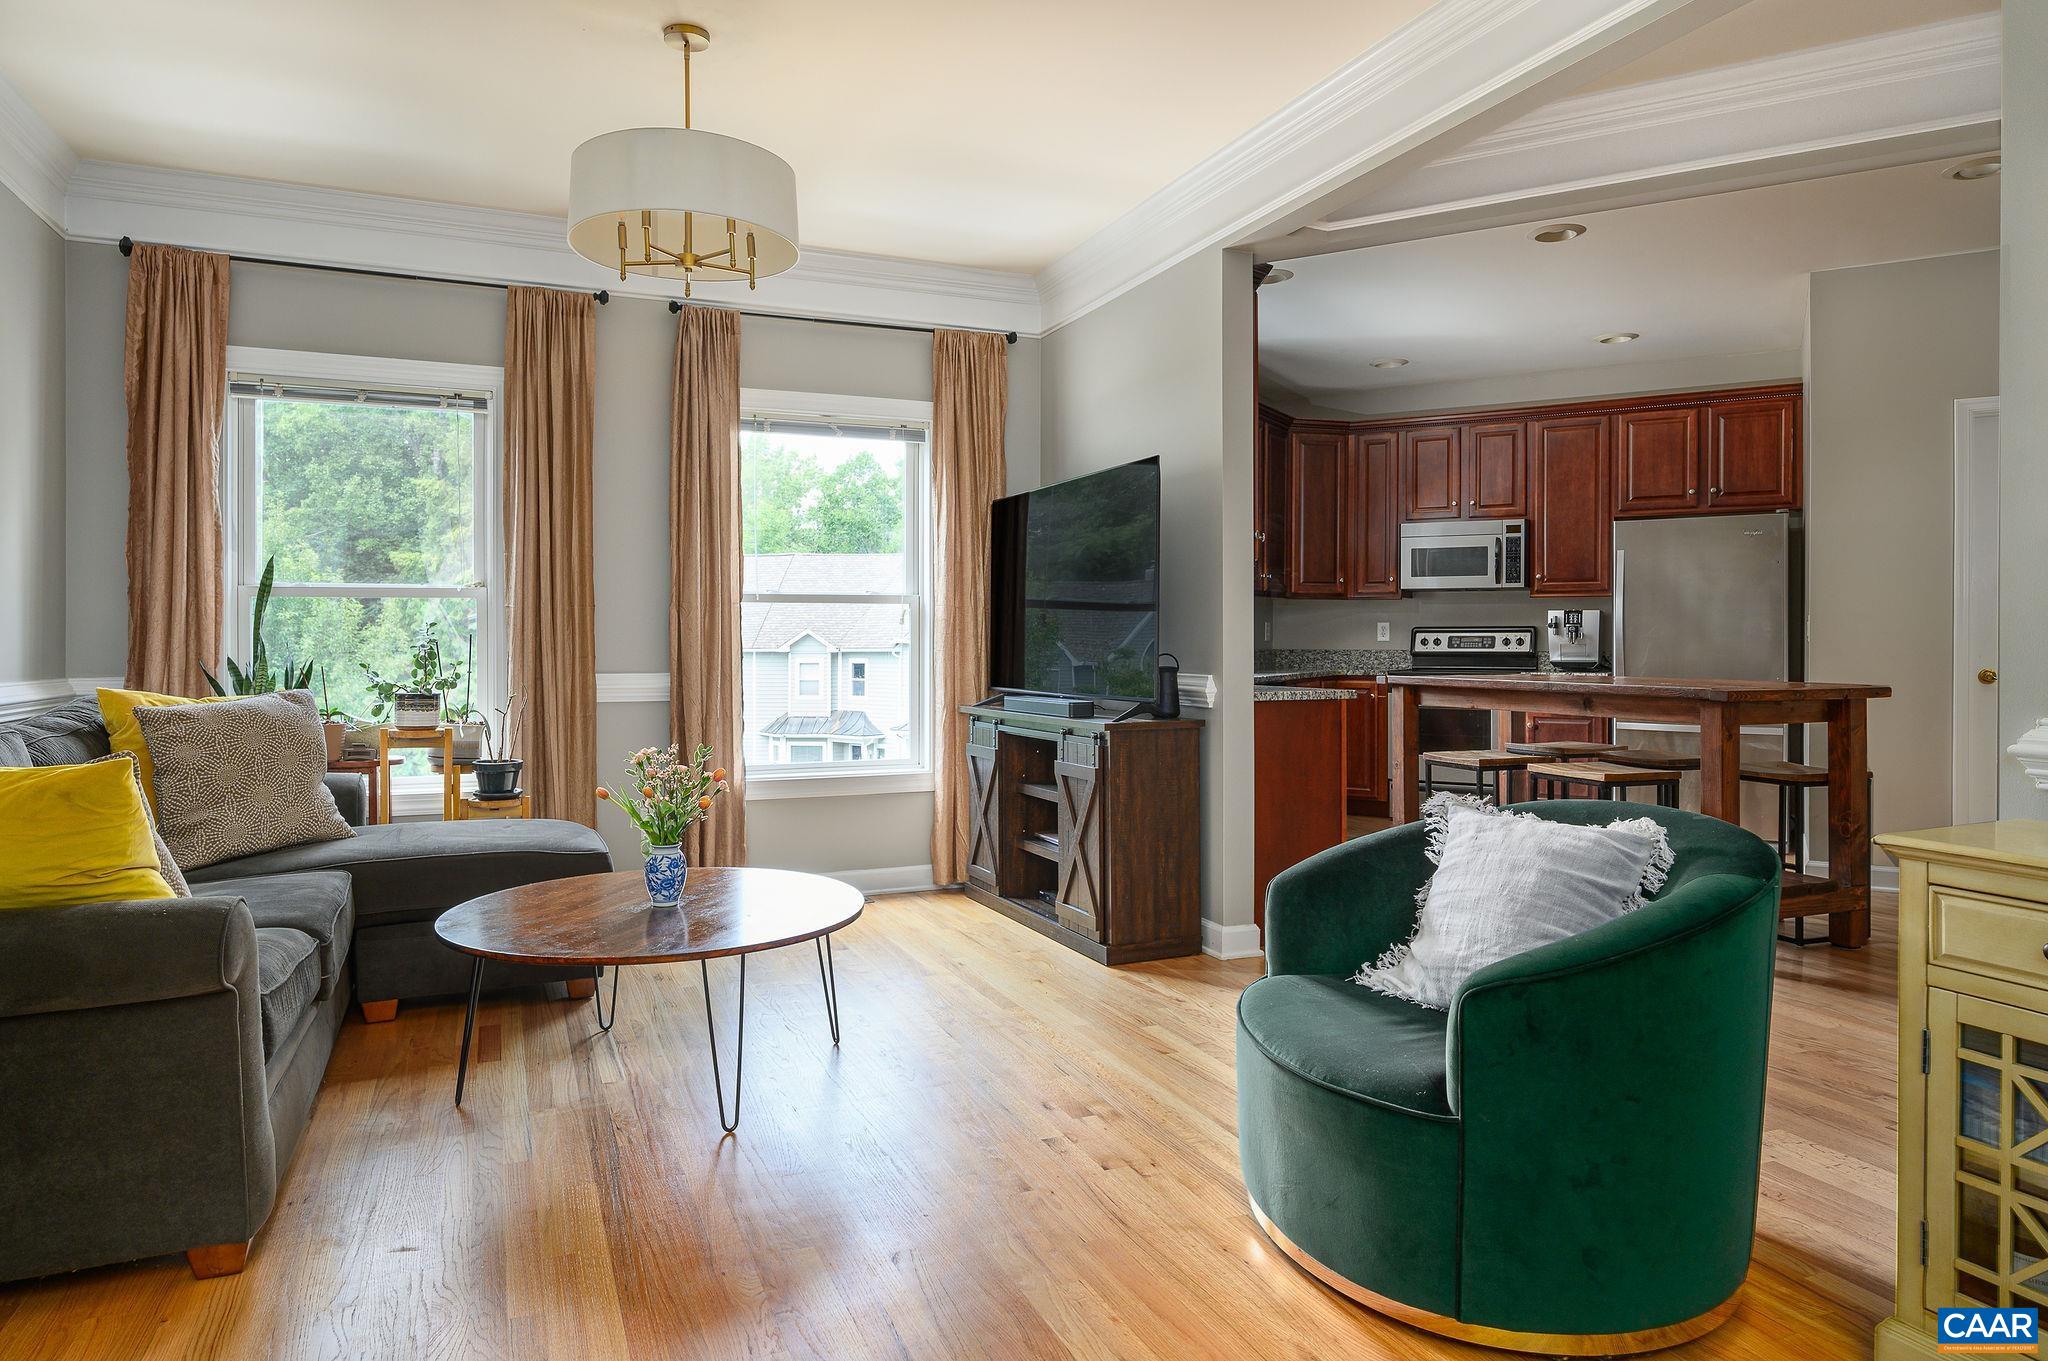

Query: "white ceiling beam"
left=1033, top=0, right=1750, bottom=334
left=1286, top=12, right=2001, bottom=256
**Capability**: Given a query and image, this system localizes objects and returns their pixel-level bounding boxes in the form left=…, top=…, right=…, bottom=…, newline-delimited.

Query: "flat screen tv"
left=987, top=456, right=1160, bottom=706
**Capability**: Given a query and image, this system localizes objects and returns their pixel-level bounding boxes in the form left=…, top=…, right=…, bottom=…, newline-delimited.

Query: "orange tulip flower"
left=711, top=767, right=727, bottom=782
left=698, top=795, right=713, bottom=809
left=595, top=787, right=610, bottom=801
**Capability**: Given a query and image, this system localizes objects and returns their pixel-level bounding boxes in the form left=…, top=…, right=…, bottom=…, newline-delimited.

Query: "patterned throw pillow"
left=136, top=690, right=354, bottom=871
left=1353, top=793, right=1674, bottom=1011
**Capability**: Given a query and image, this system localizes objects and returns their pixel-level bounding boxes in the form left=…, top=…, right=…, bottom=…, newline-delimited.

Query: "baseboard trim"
left=0, top=678, right=79, bottom=721
left=1203, top=920, right=1265, bottom=961
left=829, top=864, right=939, bottom=895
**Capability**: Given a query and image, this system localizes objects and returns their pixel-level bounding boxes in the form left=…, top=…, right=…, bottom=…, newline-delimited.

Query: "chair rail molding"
left=59, top=160, right=1043, bottom=336
left=1307, top=12, right=2001, bottom=249
left=1034, top=0, right=1748, bottom=332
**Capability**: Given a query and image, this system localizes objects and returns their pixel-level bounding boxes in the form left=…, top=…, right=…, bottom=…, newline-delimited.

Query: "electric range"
left=1387, top=627, right=1539, bottom=764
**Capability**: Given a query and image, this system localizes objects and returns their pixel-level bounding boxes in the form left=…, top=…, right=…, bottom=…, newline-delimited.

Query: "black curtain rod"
left=119, top=236, right=610, bottom=303
left=115, top=236, right=1021, bottom=342
left=665, top=296, right=1017, bottom=345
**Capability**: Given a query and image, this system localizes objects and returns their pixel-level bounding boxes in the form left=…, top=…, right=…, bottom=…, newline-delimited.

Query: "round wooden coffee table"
left=435, top=867, right=863, bottom=1130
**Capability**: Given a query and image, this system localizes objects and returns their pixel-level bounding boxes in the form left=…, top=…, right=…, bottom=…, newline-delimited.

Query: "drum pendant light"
left=567, top=23, right=800, bottom=296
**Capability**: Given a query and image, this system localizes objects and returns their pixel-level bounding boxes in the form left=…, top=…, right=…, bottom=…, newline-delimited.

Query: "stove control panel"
left=1410, top=628, right=1535, bottom=656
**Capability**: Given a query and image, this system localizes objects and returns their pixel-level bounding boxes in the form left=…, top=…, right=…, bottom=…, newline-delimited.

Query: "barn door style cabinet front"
left=958, top=708, right=1204, bottom=965
left=1875, top=823, right=2048, bottom=1361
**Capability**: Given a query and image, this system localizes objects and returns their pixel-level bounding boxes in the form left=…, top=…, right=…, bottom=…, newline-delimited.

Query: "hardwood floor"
left=0, top=890, right=1899, bottom=1360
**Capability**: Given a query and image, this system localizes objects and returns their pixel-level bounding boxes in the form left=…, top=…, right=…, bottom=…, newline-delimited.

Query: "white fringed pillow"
left=1354, top=794, right=1674, bottom=1010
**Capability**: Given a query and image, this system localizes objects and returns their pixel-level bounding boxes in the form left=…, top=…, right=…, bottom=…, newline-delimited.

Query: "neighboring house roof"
left=1047, top=608, right=1158, bottom=668
left=742, top=553, right=910, bottom=652
left=742, top=601, right=905, bottom=652
left=761, top=710, right=886, bottom=740
left=745, top=553, right=903, bottom=595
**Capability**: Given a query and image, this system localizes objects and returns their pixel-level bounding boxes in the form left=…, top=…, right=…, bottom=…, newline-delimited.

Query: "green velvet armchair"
left=1236, top=802, right=1781, bottom=1354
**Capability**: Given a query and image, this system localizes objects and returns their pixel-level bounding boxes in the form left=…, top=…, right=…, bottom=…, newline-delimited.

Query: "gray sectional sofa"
left=0, top=698, right=612, bottom=1282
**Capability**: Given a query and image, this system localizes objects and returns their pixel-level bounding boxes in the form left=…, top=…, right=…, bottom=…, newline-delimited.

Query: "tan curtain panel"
left=123, top=244, right=230, bottom=695
left=930, top=330, right=1008, bottom=884
left=670, top=305, right=747, bottom=867
left=504, top=286, right=599, bottom=826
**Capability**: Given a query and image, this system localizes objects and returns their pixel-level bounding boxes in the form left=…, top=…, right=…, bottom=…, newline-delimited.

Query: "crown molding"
left=62, top=160, right=1043, bottom=335
left=1033, top=0, right=1740, bottom=333
left=1303, top=12, right=2001, bottom=247
left=0, top=72, right=76, bottom=235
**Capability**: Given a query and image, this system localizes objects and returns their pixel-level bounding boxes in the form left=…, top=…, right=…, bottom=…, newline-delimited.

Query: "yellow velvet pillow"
left=0, top=760, right=176, bottom=909
left=96, top=687, right=235, bottom=808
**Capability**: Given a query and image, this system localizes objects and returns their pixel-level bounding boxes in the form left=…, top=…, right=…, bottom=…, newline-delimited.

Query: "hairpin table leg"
left=816, top=935, right=841, bottom=1046
left=700, top=954, right=746, bottom=1133
left=592, top=965, right=622, bottom=1032
left=454, top=956, right=483, bottom=1107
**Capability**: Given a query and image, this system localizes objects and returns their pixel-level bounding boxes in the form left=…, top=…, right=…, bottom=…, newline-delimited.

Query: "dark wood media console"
left=959, top=704, right=1204, bottom=964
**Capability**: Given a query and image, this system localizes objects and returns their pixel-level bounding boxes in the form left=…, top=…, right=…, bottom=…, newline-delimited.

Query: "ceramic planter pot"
left=392, top=690, right=441, bottom=730
left=472, top=757, right=522, bottom=798
left=644, top=844, right=687, bottom=907
left=430, top=722, right=486, bottom=769
left=323, top=721, right=346, bottom=764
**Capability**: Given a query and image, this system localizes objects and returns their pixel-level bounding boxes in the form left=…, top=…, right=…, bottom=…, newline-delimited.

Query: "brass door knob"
left=1979, top=668, right=1999, bottom=685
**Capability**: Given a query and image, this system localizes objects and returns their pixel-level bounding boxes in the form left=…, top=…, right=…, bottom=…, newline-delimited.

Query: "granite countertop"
left=1253, top=685, right=1359, bottom=702
left=1254, top=646, right=1612, bottom=685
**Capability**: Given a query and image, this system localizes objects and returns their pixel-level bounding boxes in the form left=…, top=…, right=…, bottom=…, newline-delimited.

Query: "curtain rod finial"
left=1005, top=331, right=1018, bottom=345
left=594, top=289, right=610, bottom=305
left=669, top=299, right=683, bottom=314
left=119, top=236, right=134, bottom=256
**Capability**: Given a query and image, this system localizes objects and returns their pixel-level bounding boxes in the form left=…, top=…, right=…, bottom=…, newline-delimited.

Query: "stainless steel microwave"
left=1399, top=518, right=1526, bottom=591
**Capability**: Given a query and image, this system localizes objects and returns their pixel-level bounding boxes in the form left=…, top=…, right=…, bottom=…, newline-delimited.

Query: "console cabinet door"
left=1464, top=420, right=1527, bottom=518
left=1053, top=734, right=1106, bottom=941
left=1286, top=428, right=1349, bottom=596
left=1613, top=407, right=1702, bottom=517
left=966, top=721, right=1001, bottom=889
left=1400, top=426, right=1464, bottom=521
left=1705, top=396, right=1800, bottom=511
left=1528, top=416, right=1613, bottom=597
left=1349, top=431, right=1401, bottom=598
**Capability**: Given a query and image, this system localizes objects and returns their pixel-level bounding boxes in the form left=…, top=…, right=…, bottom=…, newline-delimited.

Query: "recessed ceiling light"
left=1945, top=154, right=2001, bottom=181
left=1369, top=358, right=1410, bottom=369
left=1531, top=223, right=1587, bottom=243
left=1595, top=332, right=1640, bottom=345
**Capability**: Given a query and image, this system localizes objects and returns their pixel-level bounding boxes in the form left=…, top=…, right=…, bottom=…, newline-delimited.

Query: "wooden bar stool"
left=1741, top=760, right=1855, bottom=946
left=1611, top=749, right=1702, bottom=774
left=1505, top=739, right=1623, bottom=760
left=1526, top=759, right=1683, bottom=807
left=1422, top=749, right=1536, bottom=806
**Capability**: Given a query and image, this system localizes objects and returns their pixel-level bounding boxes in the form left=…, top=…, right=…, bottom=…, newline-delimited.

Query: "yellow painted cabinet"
left=1877, top=821, right=2048, bottom=1361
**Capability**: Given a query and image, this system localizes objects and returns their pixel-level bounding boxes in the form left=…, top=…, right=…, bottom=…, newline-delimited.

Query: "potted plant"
left=363, top=623, right=460, bottom=731
left=596, top=743, right=730, bottom=908
left=204, top=556, right=315, bottom=697
left=471, top=697, right=525, bottom=800
left=317, top=665, right=352, bottom=764
left=442, top=635, right=486, bottom=762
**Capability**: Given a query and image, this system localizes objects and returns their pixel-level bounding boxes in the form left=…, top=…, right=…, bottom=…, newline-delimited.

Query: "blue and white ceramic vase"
left=643, top=844, right=687, bottom=907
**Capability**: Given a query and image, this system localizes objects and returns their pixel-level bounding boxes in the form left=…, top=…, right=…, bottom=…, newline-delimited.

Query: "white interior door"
left=1954, top=397, right=2000, bottom=824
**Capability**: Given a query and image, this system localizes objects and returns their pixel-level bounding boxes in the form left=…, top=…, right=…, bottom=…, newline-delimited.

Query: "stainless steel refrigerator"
left=1611, top=511, right=1804, bottom=840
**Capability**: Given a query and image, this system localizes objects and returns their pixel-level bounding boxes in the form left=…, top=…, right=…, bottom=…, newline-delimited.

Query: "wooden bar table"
left=1386, top=673, right=1890, bottom=947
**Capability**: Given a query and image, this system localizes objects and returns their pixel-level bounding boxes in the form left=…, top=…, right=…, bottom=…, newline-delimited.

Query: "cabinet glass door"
left=1928, top=990, right=2048, bottom=1310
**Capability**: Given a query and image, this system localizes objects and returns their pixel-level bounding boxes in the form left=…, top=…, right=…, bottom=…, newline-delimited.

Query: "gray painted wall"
left=60, top=243, right=1043, bottom=871
left=2003, top=7, right=2048, bottom=820
left=1040, top=248, right=1258, bottom=934
left=0, top=185, right=66, bottom=684
left=1805, top=251, right=1999, bottom=839
left=1304, top=350, right=1803, bottom=421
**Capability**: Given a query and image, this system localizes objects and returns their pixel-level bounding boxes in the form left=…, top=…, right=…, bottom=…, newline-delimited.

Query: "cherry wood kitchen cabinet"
left=1255, top=407, right=1290, bottom=594
left=1347, top=430, right=1401, bottom=599
left=1613, top=406, right=1701, bottom=517
left=1285, top=424, right=1350, bottom=596
left=1704, top=394, right=1800, bottom=511
left=1254, top=696, right=1348, bottom=934
left=1527, top=415, right=1612, bottom=597
left=1464, top=420, right=1527, bottom=518
left=1400, top=426, right=1464, bottom=521
left=1298, top=678, right=1390, bottom=813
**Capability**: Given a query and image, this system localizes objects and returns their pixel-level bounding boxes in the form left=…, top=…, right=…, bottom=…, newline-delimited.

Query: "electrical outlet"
left=1376, top=621, right=1391, bottom=642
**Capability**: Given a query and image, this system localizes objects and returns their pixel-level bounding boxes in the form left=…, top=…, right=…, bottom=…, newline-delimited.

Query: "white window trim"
left=223, top=346, right=507, bottom=815
left=740, top=387, right=935, bottom=800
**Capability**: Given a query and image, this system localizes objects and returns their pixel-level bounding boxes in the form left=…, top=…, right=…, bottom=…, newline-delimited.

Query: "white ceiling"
left=1256, top=159, right=2000, bottom=408
left=0, top=0, right=1434, bottom=273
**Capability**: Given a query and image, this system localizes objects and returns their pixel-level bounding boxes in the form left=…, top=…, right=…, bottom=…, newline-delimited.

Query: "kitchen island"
left=1386, top=672, right=1891, bottom=946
